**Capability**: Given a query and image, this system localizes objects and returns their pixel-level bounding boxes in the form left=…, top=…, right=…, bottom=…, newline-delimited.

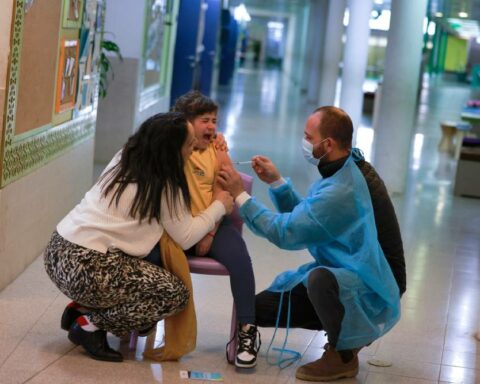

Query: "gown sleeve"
left=268, top=178, right=304, bottom=213
left=239, top=193, right=332, bottom=250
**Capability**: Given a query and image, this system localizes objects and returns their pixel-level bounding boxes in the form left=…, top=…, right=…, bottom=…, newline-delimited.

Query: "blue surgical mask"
left=302, top=138, right=329, bottom=166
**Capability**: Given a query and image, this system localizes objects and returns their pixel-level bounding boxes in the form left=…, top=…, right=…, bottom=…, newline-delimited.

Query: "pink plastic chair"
left=130, top=172, right=254, bottom=365
left=188, top=172, right=253, bottom=364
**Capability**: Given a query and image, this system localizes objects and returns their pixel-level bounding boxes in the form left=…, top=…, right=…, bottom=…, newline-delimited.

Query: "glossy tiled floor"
left=1, top=66, right=479, bottom=383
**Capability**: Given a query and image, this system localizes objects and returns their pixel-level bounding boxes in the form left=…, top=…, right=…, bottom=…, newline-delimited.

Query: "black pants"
left=185, top=218, right=255, bottom=325
left=255, top=268, right=345, bottom=348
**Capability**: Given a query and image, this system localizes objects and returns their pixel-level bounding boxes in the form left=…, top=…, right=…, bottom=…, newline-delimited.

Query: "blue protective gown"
left=239, top=149, right=401, bottom=350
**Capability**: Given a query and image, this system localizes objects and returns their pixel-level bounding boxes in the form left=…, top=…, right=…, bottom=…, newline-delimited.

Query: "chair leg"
left=226, top=304, right=238, bottom=364
left=129, top=331, right=138, bottom=350
left=454, top=131, right=466, bottom=160
left=145, top=328, right=157, bottom=350
left=128, top=325, right=157, bottom=351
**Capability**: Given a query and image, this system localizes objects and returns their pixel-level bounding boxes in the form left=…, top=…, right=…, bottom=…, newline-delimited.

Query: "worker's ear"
left=326, top=137, right=335, bottom=148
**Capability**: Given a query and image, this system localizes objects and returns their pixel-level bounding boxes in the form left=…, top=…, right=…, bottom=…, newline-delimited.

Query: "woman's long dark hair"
left=100, top=112, right=191, bottom=223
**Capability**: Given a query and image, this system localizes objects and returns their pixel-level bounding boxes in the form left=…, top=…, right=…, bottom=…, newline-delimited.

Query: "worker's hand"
left=195, top=235, right=214, bottom=256
left=252, top=155, right=281, bottom=184
left=217, top=165, right=245, bottom=199
left=213, top=133, right=228, bottom=152
left=214, top=190, right=234, bottom=214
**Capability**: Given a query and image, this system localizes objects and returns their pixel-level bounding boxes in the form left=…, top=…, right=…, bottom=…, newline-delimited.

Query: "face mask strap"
left=313, top=138, right=331, bottom=163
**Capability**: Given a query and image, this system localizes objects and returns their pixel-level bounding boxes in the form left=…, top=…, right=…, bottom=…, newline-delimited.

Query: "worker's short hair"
left=312, top=106, right=353, bottom=150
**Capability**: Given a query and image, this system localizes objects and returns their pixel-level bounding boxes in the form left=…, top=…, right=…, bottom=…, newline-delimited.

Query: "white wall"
left=248, top=6, right=309, bottom=87
left=103, top=0, right=145, bottom=58
left=0, top=0, right=97, bottom=290
left=0, top=138, right=94, bottom=290
left=95, top=0, right=179, bottom=164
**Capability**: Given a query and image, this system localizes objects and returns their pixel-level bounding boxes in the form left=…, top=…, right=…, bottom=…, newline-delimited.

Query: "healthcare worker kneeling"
left=217, top=106, right=401, bottom=382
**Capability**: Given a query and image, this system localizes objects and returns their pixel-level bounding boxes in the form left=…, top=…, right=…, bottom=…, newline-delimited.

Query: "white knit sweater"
left=57, top=154, right=225, bottom=257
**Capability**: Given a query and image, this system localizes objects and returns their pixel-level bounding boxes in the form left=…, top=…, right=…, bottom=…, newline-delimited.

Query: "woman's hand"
left=213, top=133, right=228, bottom=152
left=214, top=190, right=234, bottom=215
left=217, top=165, right=245, bottom=198
left=195, top=235, right=214, bottom=256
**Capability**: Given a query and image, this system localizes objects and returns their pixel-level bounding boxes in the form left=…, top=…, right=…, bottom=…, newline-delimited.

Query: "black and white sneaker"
left=235, top=324, right=261, bottom=368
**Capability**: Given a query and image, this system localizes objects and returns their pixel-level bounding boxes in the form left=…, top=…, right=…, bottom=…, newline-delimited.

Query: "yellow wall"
left=445, top=36, right=468, bottom=72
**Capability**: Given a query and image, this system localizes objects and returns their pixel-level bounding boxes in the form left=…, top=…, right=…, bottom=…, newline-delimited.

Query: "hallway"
left=0, top=66, right=479, bottom=383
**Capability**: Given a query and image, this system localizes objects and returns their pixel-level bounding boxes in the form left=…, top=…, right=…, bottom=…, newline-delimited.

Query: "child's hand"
left=196, top=235, right=214, bottom=256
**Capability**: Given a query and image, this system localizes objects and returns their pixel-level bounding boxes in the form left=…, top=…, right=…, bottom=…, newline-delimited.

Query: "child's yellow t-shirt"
left=185, top=143, right=218, bottom=216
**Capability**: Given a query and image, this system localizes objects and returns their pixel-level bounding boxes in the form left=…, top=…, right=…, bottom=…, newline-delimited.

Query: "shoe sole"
left=83, top=350, right=123, bottom=363
left=67, top=330, right=80, bottom=345
left=295, top=368, right=358, bottom=382
left=235, top=360, right=257, bottom=369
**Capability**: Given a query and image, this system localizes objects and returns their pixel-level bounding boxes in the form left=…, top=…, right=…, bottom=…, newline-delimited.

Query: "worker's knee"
left=307, top=268, right=339, bottom=298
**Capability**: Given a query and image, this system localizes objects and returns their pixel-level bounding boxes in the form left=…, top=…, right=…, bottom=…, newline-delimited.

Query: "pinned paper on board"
left=55, top=39, right=80, bottom=113
left=63, top=0, right=84, bottom=28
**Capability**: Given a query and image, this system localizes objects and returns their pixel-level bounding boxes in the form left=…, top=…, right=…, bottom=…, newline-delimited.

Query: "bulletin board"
left=0, top=0, right=99, bottom=187
left=14, top=0, right=63, bottom=135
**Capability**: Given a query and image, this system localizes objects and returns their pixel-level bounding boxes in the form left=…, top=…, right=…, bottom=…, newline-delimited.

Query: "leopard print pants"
left=44, top=231, right=189, bottom=337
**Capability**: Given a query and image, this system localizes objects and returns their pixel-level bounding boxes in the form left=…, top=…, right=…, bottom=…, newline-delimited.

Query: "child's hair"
left=172, top=90, right=218, bottom=120
left=100, top=112, right=191, bottom=223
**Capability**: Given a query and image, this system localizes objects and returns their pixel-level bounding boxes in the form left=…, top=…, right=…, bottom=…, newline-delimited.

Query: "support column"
left=296, top=5, right=311, bottom=90
left=306, top=0, right=329, bottom=104
left=372, top=0, right=428, bottom=194
left=317, top=0, right=346, bottom=106
left=339, top=0, right=373, bottom=137
left=300, top=2, right=315, bottom=92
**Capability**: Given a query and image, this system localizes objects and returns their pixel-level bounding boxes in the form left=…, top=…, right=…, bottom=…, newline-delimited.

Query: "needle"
left=233, top=161, right=252, bottom=165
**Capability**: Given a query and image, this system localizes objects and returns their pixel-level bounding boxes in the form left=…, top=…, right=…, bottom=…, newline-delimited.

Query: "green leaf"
left=97, top=26, right=123, bottom=98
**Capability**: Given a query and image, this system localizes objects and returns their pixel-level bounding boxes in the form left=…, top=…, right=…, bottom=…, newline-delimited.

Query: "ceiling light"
left=233, top=3, right=251, bottom=23
left=458, top=12, right=469, bottom=18
left=267, top=21, right=284, bottom=29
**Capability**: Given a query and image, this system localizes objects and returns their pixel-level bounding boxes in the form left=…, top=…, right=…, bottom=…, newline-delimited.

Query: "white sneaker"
left=235, top=324, right=261, bottom=368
